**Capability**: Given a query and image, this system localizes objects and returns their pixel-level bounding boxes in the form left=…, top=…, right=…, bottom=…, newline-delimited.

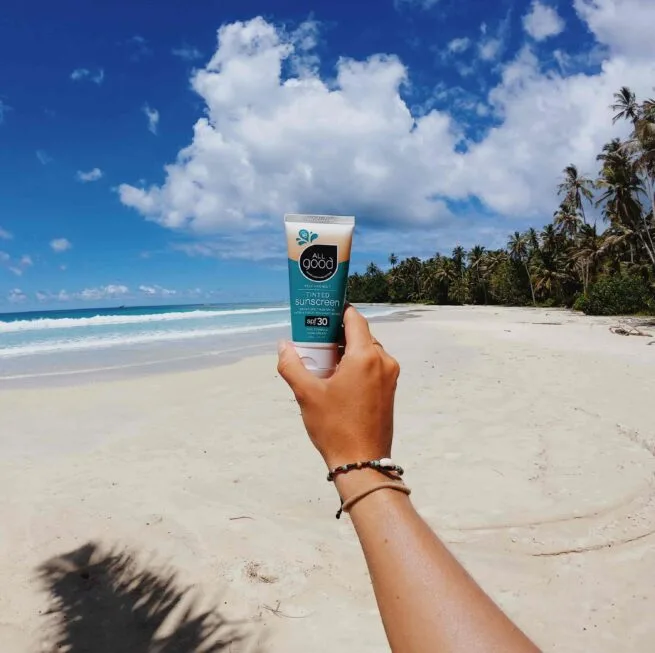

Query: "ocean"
left=0, top=303, right=402, bottom=381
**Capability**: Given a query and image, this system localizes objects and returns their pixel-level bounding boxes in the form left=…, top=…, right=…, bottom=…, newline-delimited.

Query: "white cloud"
left=71, top=68, right=90, bottom=80
left=118, top=11, right=655, bottom=253
left=71, top=68, right=104, bottom=84
left=523, top=1, right=565, bottom=41
left=50, top=238, right=72, bottom=253
left=36, top=150, right=52, bottom=165
left=36, top=290, right=71, bottom=302
left=1, top=251, right=33, bottom=276
left=477, top=15, right=511, bottom=62
left=447, top=38, right=471, bottom=54
left=172, top=45, right=203, bottom=61
left=126, top=35, right=152, bottom=60
left=394, top=0, right=440, bottom=8
left=77, top=285, right=129, bottom=301
left=0, top=99, right=11, bottom=125
left=139, top=284, right=176, bottom=296
left=76, top=167, right=104, bottom=182
left=574, top=0, right=655, bottom=59
left=143, top=104, right=159, bottom=134
left=479, top=38, right=503, bottom=61
left=8, top=288, right=26, bottom=303
left=120, top=18, right=457, bottom=233
left=0, top=226, right=12, bottom=240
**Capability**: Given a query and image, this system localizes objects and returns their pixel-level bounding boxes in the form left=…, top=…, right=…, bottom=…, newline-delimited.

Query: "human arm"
left=277, top=306, right=540, bottom=653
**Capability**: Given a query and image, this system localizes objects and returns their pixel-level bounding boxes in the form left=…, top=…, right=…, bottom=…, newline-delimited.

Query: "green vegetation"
left=348, top=86, right=655, bottom=316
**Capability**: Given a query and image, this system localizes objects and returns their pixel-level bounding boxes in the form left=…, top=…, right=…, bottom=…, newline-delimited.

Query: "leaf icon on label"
left=310, top=233, right=318, bottom=242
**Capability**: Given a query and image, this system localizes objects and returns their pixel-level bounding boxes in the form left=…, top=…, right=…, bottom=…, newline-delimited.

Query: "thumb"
left=277, top=341, right=320, bottom=399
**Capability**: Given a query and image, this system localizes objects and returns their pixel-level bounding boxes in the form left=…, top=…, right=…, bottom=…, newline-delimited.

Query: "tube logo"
left=299, top=245, right=338, bottom=282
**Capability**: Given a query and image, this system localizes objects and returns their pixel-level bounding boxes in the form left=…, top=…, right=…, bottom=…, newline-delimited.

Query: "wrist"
left=333, top=467, right=396, bottom=495
left=323, top=450, right=392, bottom=472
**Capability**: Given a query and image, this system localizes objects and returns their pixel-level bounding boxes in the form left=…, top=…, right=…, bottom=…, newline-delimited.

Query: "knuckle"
left=358, top=348, right=380, bottom=369
left=385, top=356, right=401, bottom=380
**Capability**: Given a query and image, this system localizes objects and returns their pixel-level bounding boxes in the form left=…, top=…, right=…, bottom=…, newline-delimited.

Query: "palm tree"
left=611, top=87, right=655, bottom=253
left=557, top=164, right=594, bottom=225
left=553, top=200, right=582, bottom=238
left=571, top=224, right=602, bottom=293
left=596, top=140, right=654, bottom=265
left=507, top=231, right=536, bottom=305
left=611, top=86, right=639, bottom=125
left=526, top=227, right=540, bottom=254
left=388, top=253, right=398, bottom=268
left=468, top=245, right=488, bottom=304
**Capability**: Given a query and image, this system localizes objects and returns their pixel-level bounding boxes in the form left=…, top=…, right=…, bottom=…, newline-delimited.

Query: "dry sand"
left=1, top=306, right=654, bottom=652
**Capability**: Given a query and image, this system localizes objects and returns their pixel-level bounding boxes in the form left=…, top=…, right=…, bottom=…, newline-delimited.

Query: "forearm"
left=336, top=471, right=540, bottom=653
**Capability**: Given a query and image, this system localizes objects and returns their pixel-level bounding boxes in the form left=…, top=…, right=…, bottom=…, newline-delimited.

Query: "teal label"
left=288, top=258, right=349, bottom=343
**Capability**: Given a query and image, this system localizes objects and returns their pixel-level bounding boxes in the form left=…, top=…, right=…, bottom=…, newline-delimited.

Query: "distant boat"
left=118, top=305, right=126, bottom=310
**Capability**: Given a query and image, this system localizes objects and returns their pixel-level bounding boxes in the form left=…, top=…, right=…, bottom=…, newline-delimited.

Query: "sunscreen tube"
left=284, top=214, right=355, bottom=378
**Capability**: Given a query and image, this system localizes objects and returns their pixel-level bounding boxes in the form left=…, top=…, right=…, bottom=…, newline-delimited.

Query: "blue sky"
left=1, top=0, right=654, bottom=311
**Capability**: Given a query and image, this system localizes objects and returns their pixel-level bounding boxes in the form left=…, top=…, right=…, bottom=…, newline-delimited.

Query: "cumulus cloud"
left=71, top=68, right=104, bottom=84
left=447, top=38, right=471, bottom=54
left=8, top=288, right=26, bottom=303
left=120, top=18, right=457, bottom=234
left=574, top=0, right=655, bottom=59
left=523, top=1, right=565, bottom=41
left=119, top=8, right=655, bottom=255
left=139, top=284, right=176, bottom=296
left=77, top=285, right=129, bottom=301
left=76, top=167, right=103, bottom=182
left=172, top=45, right=203, bottom=61
left=477, top=16, right=511, bottom=62
left=35, top=289, right=72, bottom=302
left=143, top=104, right=159, bottom=134
left=50, top=238, right=72, bottom=253
left=0, top=226, right=12, bottom=240
left=1, top=251, right=33, bottom=276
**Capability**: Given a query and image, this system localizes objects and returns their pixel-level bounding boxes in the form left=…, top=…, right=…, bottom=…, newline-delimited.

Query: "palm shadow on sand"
left=37, top=541, right=260, bottom=653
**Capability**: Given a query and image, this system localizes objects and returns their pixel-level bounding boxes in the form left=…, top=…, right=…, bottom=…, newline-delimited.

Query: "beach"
left=1, top=305, right=654, bottom=652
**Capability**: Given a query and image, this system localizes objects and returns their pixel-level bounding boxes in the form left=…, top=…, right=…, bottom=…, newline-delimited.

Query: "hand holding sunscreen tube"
left=284, top=214, right=355, bottom=378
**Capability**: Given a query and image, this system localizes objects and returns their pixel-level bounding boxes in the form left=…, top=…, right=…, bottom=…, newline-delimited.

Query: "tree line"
left=348, top=86, right=655, bottom=315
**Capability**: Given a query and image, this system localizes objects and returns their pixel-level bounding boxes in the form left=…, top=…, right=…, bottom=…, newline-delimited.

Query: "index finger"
left=342, top=304, right=373, bottom=352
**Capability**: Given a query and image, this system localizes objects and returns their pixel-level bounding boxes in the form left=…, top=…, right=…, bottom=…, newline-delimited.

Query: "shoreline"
left=0, top=306, right=417, bottom=389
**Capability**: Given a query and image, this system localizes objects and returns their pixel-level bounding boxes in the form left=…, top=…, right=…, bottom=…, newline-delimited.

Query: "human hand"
left=277, top=305, right=400, bottom=469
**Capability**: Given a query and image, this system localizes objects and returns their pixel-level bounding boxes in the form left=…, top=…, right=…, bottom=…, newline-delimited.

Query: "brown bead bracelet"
left=327, top=458, right=404, bottom=482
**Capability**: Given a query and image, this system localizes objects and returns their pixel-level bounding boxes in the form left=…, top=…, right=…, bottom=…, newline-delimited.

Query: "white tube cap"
left=293, top=342, right=340, bottom=378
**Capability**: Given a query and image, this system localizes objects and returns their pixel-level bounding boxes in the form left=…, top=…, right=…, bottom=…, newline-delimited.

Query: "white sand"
left=1, top=306, right=654, bottom=652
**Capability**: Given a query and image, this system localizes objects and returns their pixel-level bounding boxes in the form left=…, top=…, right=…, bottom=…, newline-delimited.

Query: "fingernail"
left=277, top=340, right=287, bottom=355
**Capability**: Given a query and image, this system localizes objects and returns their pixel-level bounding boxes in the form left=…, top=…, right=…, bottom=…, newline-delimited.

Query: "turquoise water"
left=0, top=302, right=400, bottom=360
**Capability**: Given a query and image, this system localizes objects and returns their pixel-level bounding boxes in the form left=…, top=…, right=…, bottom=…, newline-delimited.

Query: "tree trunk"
left=524, top=261, right=536, bottom=306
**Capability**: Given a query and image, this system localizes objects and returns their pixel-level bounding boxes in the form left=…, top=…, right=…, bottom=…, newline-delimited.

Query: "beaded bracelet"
left=327, top=458, right=404, bottom=482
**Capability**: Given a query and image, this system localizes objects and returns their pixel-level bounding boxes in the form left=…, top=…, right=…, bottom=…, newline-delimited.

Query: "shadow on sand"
left=37, top=541, right=260, bottom=653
